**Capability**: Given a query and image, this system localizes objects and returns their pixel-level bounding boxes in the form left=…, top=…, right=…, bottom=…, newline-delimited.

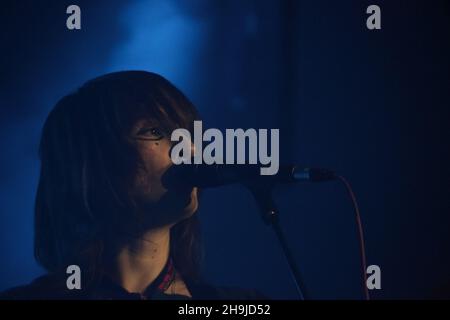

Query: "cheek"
left=139, top=141, right=172, bottom=174
left=132, top=140, right=173, bottom=199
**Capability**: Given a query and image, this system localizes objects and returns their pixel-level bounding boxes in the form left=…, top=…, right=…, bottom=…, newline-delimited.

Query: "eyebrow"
left=136, top=118, right=159, bottom=126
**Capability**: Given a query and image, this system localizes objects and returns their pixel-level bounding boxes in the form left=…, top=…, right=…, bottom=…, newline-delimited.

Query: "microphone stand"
left=248, top=184, right=307, bottom=300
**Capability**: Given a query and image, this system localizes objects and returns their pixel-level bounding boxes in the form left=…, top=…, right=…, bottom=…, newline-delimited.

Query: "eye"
left=136, top=127, right=165, bottom=140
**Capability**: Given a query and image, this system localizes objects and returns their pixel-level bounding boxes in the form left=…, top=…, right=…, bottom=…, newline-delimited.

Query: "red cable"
left=337, top=175, right=370, bottom=300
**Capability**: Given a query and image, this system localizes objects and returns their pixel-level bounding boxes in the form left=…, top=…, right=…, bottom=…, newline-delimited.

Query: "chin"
left=170, top=198, right=197, bottom=227
left=185, top=201, right=198, bottom=216
left=183, top=189, right=199, bottom=217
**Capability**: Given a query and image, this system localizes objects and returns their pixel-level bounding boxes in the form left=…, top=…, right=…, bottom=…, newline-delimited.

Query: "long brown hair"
left=34, top=71, right=202, bottom=284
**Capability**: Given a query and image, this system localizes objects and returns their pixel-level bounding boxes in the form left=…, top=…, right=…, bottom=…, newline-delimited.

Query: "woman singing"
left=1, top=71, right=263, bottom=300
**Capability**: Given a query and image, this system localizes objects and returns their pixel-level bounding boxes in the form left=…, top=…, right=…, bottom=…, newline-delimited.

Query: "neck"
left=109, top=226, right=171, bottom=294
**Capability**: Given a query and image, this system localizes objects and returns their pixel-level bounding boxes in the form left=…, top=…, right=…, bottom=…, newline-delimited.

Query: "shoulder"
left=1, top=275, right=269, bottom=300
left=0, top=273, right=84, bottom=300
left=211, top=286, right=268, bottom=300
left=186, top=280, right=269, bottom=300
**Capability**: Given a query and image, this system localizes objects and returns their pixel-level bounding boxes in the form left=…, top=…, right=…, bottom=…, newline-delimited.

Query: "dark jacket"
left=0, top=273, right=267, bottom=300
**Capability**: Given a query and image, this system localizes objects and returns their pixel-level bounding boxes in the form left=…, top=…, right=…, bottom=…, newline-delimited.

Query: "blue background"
left=1, top=0, right=450, bottom=299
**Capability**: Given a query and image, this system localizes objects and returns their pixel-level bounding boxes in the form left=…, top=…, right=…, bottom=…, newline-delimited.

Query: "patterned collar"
left=90, top=257, right=181, bottom=300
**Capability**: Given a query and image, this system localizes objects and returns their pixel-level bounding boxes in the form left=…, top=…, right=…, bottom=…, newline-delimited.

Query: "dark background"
left=1, top=0, right=449, bottom=299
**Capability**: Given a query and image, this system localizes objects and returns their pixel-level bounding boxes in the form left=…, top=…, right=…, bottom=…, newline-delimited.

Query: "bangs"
left=82, top=71, right=199, bottom=139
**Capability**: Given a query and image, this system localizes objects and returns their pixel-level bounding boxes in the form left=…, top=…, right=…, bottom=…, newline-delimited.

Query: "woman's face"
left=129, top=117, right=198, bottom=225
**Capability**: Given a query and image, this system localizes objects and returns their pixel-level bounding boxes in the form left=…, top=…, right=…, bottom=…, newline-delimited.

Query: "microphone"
left=162, top=163, right=336, bottom=189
